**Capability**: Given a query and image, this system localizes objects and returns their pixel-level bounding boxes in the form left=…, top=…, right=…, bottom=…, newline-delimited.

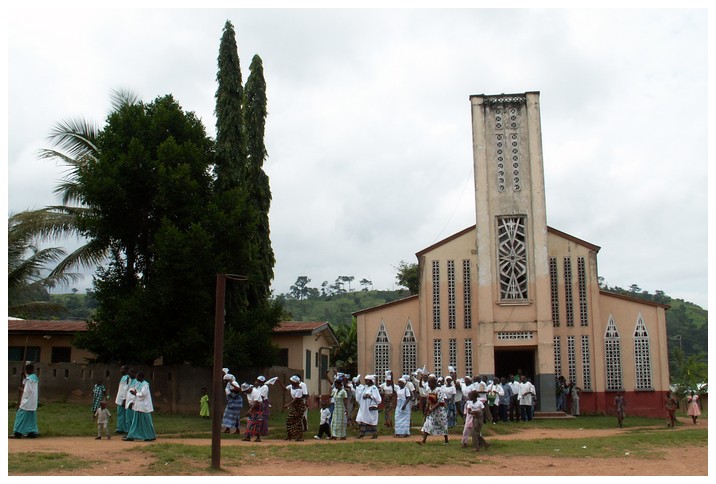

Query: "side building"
left=354, top=92, right=669, bottom=417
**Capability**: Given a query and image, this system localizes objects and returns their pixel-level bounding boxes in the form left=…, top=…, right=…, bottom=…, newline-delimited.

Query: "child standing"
left=95, top=401, right=112, bottom=440
left=199, top=387, right=210, bottom=419
left=665, top=391, right=678, bottom=428
left=614, top=392, right=626, bottom=428
left=314, top=401, right=332, bottom=440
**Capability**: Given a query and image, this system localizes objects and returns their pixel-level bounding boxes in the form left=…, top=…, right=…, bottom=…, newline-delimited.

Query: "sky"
left=4, top=5, right=712, bottom=309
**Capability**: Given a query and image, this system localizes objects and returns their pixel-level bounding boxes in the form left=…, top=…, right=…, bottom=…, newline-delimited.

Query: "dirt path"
left=8, top=421, right=708, bottom=476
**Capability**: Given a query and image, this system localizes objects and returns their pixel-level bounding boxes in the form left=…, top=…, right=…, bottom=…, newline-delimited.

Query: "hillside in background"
left=44, top=284, right=707, bottom=377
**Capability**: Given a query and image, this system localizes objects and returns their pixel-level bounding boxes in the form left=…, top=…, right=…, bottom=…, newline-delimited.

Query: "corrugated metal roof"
left=7, top=319, right=88, bottom=333
left=273, top=321, right=328, bottom=333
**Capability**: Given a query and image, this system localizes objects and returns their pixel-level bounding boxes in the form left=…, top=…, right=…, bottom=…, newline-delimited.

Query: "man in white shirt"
left=486, top=377, right=504, bottom=424
left=475, top=375, right=491, bottom=424
left=518, top=376, right=536, bottom=422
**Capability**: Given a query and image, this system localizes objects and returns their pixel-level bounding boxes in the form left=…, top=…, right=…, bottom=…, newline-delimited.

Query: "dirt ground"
left=7, top=420, right=708, bottom=476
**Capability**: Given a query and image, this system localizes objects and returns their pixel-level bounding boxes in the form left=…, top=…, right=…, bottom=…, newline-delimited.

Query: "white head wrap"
left=290, top=375, right=300, bottom=383
left=240, top=382, right=252, bottom=392
left=223, top=373, right=235, bottom=382
left=256, top=376, right=266, bottom=383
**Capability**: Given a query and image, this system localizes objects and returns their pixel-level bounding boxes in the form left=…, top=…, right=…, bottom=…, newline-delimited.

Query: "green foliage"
left=395, top=260, right=419, bottom=294
left=599, top=283, right=708, bottom=380
left=274, top=288, right=409, bottom=326
left=7, top=212, right=78, bottom=318
left=331, top=318, right=358, bottom=375
left=72, top=95, right=217, bottom=365
left=213, top=21, right=279, bottom=368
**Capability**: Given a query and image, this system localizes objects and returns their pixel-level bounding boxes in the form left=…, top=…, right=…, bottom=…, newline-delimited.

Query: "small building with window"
left=354, top=92, right=670, bottom=417
left=7, top=319, right=94, bottom=364
left=270, top=321, right=339, bottom=398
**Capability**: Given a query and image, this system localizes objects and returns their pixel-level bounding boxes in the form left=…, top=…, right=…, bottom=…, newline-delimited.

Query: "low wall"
left=8, top=361, right=303, bottom=415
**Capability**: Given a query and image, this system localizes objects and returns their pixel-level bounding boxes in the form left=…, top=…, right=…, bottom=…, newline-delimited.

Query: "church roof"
left=352, top=294, right=418, bottom=316
left=413, top=224, right=602, bottom=257
left=547, top=226, right=601, bottom=252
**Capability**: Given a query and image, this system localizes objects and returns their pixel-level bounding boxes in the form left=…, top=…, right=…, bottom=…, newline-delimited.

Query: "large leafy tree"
left=73, top=95, right=218, bottom=365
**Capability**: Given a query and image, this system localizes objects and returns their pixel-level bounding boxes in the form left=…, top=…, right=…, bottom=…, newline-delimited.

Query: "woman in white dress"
left=355, top=375, right=381, bottom=439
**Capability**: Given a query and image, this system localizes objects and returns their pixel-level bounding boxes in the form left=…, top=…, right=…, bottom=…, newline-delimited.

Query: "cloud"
left=5, top=8, right=709, bottom=309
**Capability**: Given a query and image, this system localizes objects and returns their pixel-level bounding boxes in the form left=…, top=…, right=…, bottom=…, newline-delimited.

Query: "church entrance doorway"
left=493, top=347, right=536, bottom=379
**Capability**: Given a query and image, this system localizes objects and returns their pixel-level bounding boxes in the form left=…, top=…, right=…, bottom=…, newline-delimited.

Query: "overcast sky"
left=5, top=6, right=711, bottom=309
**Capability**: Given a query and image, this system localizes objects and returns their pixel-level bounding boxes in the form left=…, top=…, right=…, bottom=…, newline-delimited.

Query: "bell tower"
left=470, top=92, right=556, bottom=410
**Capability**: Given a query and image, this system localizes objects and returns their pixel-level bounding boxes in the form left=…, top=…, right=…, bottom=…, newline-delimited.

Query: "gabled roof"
left=599, top=290, right=671, bottom=310
left=273, top=321, right=339, bottom=346
left=8, top=319, right=88, bottom=333
left=416, top=225, right=476, bottom=258
left=413, top=224, right=602, bottom=257
left=352, top=294, right=419, bottom=316
left=547, top=226, right=601, bottom=252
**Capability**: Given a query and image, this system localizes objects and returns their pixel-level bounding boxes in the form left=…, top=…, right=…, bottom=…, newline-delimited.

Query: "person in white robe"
left=355, top=375, right=381, bottom=439
left=13, top=363, right=40, bottom=438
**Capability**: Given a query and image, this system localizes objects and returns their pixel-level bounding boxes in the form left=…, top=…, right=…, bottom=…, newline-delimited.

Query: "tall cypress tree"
left=214, top=20, right=245, bottom=191
left=244, top=54, right=275, bottom=300
left=212, top=21, right=280, bottom=369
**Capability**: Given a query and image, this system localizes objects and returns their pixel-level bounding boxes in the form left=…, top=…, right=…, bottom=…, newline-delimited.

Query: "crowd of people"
left=10, top=361, right=705, bottom=444
left=211, top=366, right=545, bottom=450
left=555, top=375, right=582, bottom=416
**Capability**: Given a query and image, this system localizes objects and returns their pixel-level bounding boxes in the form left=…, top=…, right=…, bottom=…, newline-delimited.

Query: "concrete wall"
left=8, top=361, right=303, bottom=414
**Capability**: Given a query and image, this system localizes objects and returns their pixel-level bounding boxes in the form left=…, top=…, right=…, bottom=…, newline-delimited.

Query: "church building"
left=354, top=92, right=670, bottom=417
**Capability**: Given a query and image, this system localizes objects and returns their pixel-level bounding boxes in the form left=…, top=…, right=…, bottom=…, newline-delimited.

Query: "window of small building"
left=305, top=350, right=312, bottom=379
left=8, top=346, right=41, bottom=362
left=277, top=348, right=289, bottom=367
left=51, top=346, right=72, bottom=363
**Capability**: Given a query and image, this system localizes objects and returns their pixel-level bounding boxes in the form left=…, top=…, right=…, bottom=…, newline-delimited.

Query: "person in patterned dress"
left=283, top=375, right=306, bottom=441
left=91, top=378, right=107, bottom=415
left=330, top=379, right=348, bottom=440
left=416, top=375, right=449, bottom=445
left=242, top=382, right=263, bottom=442
left=222, top=381, right=244, bottom=434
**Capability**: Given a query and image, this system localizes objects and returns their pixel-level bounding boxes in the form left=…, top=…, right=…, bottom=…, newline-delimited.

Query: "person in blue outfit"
left=123, top=371, right=156, bottom=441
left=114, top=365, right=130, bottom=434
left=13, top=363, right=40, bottom=438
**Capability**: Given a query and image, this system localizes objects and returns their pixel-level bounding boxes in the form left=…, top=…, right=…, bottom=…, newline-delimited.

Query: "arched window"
left=374, top=322, right=390, bottom=384
left=633, top=314, right=652, bottom=390
left=401, top=321, right=417, bottom=376
left=604, top=315, right=623, bottom=391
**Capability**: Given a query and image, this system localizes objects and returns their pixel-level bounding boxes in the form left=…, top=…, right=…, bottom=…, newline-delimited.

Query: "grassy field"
left=8, top=402, right=708, bottom=475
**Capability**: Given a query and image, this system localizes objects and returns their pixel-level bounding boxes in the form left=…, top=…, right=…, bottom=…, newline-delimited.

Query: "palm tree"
left=330, top=318, right=358, bottom=376
left=13, top=90, right=141, bottom=280
left=7, top=212, right=79, bottom=317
